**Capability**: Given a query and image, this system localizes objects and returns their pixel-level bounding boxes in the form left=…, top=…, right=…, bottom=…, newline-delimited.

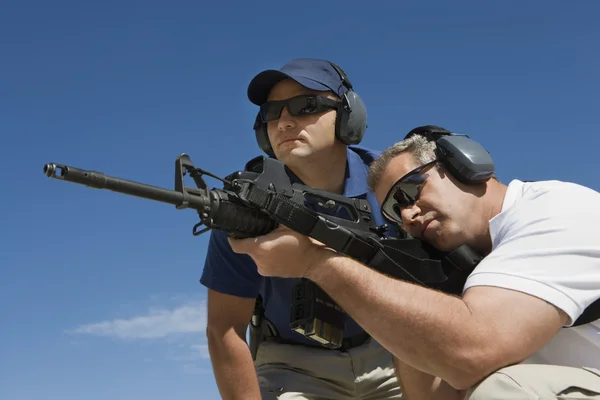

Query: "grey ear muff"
left=253, top=112, right=275, bottom=157
left=435, top=135, right=495, bottom=184
left=403, top=126, right=495, bottom=184
left=328, top=62, right=367, bottom=146
left=335, top=90, right=367, bottom=145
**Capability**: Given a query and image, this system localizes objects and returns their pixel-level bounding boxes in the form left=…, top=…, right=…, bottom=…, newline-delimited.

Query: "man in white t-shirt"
left=228, top=125, right=600, bottom=399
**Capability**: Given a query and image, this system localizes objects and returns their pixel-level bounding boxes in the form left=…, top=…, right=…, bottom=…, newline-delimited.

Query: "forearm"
left=207, top=329, right=261, bottom=400
left=394, top=357, right=466, bottom=400
left=306, top=252, right=487, bottom=388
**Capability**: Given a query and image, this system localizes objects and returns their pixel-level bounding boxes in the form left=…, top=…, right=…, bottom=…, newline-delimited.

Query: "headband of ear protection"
left=254, top=61, right=368, bottom=158
left=404, top=125, right=495, bottom=185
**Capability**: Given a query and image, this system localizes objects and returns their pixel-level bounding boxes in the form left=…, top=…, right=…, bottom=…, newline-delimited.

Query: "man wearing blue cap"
left=200, top=58, right=402, bottom=399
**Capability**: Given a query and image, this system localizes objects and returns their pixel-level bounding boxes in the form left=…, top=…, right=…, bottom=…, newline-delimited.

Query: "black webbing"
left=242, top=182, right=448, bottom=284
left=368, top=243, right=448, bottom=285
left=244, top=184, right=377, bottom=259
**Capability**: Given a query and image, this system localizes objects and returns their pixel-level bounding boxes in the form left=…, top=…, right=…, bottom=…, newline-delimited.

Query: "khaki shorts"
left=254, top=337, right=402, bottom=400
left=467, top=364, right=600, bottom=400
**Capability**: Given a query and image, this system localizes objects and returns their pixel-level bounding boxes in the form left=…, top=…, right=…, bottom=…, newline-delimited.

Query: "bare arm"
left=393, top=356, right=466, bottom=400
left=206, top=289, right=261, bottom=400
left=305, top=252, right=567, bottom=389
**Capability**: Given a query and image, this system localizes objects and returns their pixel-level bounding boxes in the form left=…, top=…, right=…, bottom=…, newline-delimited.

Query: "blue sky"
left=1, top=1, right=599, bottom=399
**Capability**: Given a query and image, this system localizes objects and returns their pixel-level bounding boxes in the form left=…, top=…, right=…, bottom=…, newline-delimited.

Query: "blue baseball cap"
left=247, top=58, right=348, bottom=106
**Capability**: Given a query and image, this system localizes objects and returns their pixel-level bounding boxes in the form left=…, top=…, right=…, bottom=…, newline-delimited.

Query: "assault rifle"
left=43, top=154, right=481, bottom=349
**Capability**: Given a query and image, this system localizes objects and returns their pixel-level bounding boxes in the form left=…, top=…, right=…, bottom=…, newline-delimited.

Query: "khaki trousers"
left=467, top=364, right=600, bottom=400
left=254, top=337, right=402, bottom=400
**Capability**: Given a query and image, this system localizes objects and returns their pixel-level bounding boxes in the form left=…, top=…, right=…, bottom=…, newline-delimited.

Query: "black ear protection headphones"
left=254, top=61, right=368, bottom=158
left=404, top=125, right=495, bottom=185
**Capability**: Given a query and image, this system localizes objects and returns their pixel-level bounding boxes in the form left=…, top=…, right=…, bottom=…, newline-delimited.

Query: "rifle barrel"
left=43, top=163, right=208, bottom=210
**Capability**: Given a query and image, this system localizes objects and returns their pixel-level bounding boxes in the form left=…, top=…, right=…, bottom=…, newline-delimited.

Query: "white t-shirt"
left=463, top=179, right=600, bottom=369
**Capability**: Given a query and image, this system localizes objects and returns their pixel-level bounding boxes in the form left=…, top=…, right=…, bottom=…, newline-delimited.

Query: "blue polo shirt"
left=200, top=145, right=387, bottom=346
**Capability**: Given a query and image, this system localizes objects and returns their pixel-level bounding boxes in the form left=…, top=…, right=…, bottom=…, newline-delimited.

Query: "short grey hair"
left=368, top=134, right=436, bottom=191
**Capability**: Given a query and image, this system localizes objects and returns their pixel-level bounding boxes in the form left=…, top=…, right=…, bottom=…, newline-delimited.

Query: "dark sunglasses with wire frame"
left=259, top=95, right=340, bottom=122
left=381, top=159, right=438, bottom=227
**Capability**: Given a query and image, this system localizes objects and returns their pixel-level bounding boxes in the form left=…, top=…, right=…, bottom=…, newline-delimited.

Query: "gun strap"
left=368, top=241, right=448, bottom=285
left=241, top=183, right=448, bottom=286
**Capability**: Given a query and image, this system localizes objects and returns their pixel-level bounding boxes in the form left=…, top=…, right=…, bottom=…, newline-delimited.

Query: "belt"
left=264, top=331, right=370, bottom=352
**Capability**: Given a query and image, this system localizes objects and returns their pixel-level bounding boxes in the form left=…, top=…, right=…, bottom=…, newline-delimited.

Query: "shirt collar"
left=500, top=179, right=525, bottom=213
left=285, top=147, right=370, bottom=198
left=343, top=147, right=370, bottom=198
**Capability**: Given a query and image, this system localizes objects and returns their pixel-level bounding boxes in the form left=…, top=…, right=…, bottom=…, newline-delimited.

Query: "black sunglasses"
left=381, top=159, right=437, bottom=227
left=259, top=95, right=340, bottom=123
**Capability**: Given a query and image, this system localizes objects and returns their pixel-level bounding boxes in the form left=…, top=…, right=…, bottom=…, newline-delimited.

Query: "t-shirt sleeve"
left=463, top=184, right=600, bottom=326
left=199, top=229, right=262, bottom=299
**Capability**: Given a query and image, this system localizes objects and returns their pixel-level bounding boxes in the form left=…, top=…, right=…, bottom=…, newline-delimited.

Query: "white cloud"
left=168, top=344, right=211, bottom=361
left=182, top=364, right=212, bottom=375
left=67, top=301, right=207, bottom=340
left=66, top=298, right=213, bottom=374
left=190, top=344, right=210, bottom=358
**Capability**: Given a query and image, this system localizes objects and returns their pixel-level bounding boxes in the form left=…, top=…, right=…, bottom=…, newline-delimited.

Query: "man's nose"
left=276, top=107, right=296, bottom=131
left=401, top=204, right=422, bottom=232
